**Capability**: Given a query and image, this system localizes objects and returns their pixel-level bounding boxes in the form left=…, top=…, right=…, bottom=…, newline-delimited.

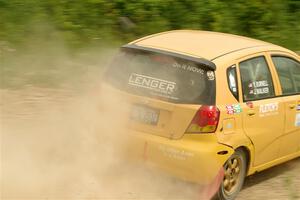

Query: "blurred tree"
left=0, top=0, right=299, bottom=50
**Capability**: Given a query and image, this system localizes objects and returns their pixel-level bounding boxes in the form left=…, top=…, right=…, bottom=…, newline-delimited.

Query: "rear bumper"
left=124, top=130, right=234, bottom=184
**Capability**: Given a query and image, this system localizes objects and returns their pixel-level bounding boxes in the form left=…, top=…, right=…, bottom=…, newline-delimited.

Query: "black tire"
left=213, top=149, right=247, bottom=200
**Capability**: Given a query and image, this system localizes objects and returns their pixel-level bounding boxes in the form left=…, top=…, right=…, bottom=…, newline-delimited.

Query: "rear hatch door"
left=104, top=45, right=216, bottom=139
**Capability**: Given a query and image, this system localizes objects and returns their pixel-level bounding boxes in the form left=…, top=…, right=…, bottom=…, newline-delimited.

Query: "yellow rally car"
left=104, top=30, right=300, bottom=199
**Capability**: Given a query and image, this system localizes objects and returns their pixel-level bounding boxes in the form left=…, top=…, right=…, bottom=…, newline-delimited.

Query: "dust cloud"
left=0, top=41, right=219, bottom=200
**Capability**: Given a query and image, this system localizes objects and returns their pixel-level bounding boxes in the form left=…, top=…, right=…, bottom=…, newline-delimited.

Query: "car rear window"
left=104, top=48, right=216, bottom=104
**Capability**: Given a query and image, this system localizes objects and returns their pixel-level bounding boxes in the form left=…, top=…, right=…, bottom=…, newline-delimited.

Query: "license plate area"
left=130, top=104, right=160, bottom=125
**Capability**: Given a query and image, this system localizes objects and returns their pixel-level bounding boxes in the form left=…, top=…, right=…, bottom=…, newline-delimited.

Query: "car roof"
left=130, top=30, right=289, bottom=61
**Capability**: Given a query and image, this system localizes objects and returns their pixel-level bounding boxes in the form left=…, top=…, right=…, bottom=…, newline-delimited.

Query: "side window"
left=272, top=56, right=300, bottom=95
left=239, top=56, right=275, bottom=101
left=227, top=65, right=239, bottom=101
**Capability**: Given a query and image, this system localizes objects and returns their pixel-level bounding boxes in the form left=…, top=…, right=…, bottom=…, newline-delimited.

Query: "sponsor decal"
left=128, top=73, right=176, bottom=95
left=259, top=102, right=279, bottom=117
left=172, top=62, right=205, bottom=74
left=295, top=113, right=300, bottom=126
left=233, top=104, right=242, bottom=113
left=207, top=71, right=215, bottom=81
left=248, top=80, right=269, bottom=95
left=158, top=145, right=194, bottom=160
left=226, top=105, right=234, bottom=114
left=226, top=104, right=242, bottom=114
left=246, top=101, right=254, bottom=108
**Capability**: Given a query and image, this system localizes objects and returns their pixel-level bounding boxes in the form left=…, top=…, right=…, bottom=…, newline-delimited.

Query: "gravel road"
left=1, top=87, right=299, bottom=200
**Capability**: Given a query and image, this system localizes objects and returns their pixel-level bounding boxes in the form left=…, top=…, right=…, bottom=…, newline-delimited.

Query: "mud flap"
left=199, top=167, right=224, bottom=200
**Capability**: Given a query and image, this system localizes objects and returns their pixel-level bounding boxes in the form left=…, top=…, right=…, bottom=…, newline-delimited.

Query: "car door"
left=269, top=53, right=300, bottom=157
left=237, top=53, right=285, bottom=166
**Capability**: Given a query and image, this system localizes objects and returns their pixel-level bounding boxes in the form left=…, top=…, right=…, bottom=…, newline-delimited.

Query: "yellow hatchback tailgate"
left=127, top=95, right=200, bottom=139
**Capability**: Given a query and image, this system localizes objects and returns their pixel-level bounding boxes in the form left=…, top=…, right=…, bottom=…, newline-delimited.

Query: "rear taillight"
left=186, top=105, right=220, bottom=133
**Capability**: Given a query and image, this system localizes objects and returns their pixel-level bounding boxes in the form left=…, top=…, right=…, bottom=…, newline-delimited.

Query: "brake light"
left=186, top=105, right=220, bottom=133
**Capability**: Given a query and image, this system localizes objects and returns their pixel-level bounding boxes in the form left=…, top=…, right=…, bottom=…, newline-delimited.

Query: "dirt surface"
left=238, top=158, right=300, bottom=200
left=1, top=87, right=300, bottom=200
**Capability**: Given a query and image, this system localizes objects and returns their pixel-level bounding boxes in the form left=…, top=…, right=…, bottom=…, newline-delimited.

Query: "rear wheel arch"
left=235, top=146, right=251, bottom=175
left=218, top=136, right=254, bottom=175
left=214, top=146, right=249, bottom=200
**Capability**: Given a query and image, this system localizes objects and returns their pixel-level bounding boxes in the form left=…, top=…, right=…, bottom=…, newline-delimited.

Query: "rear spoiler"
left=122, top=44, right=216, bottom=70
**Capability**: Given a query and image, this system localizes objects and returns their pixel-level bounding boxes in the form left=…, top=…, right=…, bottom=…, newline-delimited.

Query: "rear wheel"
left=214, top=149, right=247, bottom=200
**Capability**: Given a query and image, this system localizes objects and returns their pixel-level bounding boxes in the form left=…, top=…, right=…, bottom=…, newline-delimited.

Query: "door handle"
left=247, top=110, right=256, bottom=116
left=289, top=104, right=296, bottom=109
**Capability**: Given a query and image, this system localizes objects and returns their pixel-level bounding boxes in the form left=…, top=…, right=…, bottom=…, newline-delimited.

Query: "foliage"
left=0, top=0, right=299, bottom=50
